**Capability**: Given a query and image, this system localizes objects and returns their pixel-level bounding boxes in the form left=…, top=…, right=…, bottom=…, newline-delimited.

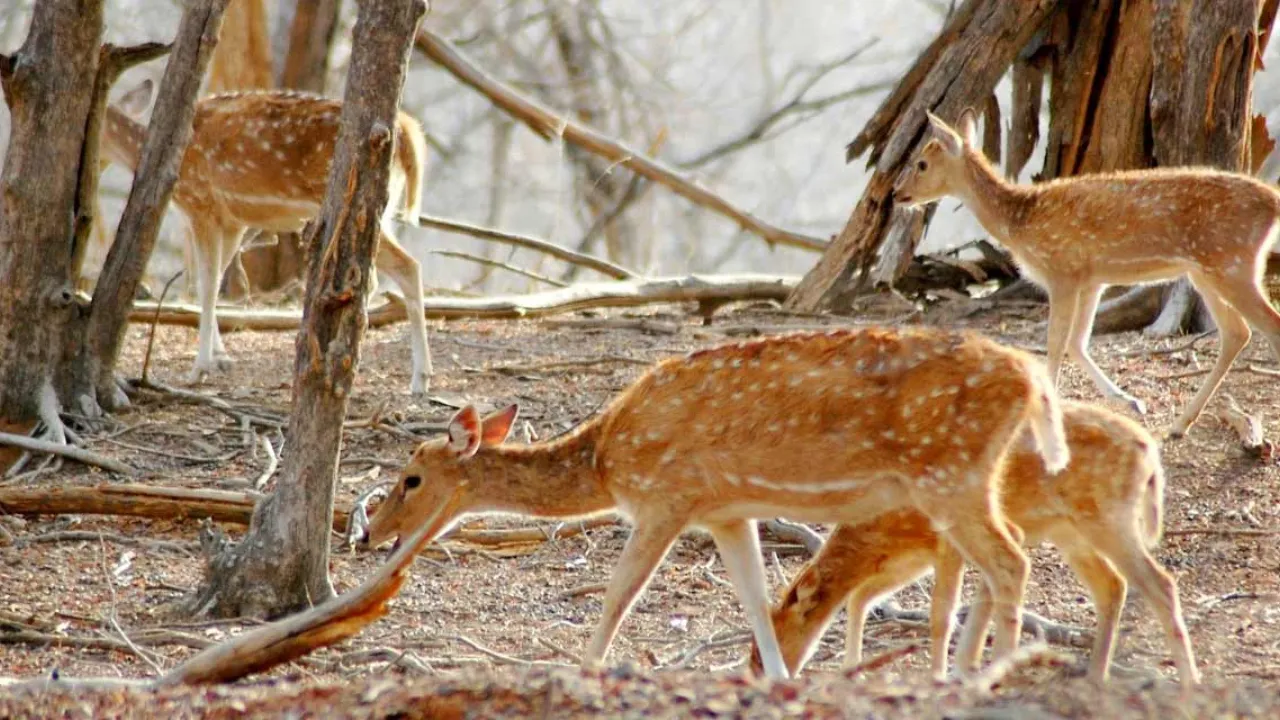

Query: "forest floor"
left=0, top=296, right=1278, bottom=718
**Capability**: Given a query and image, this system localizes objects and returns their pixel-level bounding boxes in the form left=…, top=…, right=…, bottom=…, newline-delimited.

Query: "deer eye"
left=404, top=475, right=422, bottom=490
left=916, top=159, right=928, bottom=172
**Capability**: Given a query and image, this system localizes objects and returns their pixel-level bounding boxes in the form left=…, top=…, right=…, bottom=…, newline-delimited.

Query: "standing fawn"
left=746, top=401, right=1199, bottom=688
left=101, top=84, right=433, bottom=393
left=894, top=110, right=1280, bottom=437
left=360, top=327, right=1069, bottom=679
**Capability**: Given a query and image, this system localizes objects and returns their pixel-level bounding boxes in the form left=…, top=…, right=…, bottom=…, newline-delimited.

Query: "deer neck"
left=101, top=104, right=147, bottom=172
left=465, top=421, right=612, bottom=519
left=955, top=151, right=1027, bottom=241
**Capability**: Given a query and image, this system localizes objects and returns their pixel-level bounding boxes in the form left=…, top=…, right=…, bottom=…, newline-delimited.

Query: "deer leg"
left=1068, top=284, right=1145, bottom=415
left=188, top=224, right=225, bottom=384
left=1055, top=539, right=1126, bottom=683
left=1093, top=529, right=1200, bottom=688
left=1043, top=284, right=1080, bottom=386
left=927, top=540, right=966, bottom=679
left=1170, top=275, right=1252, bottom=437
left=932, top=500, right=1029, bottom=667
left=583, top=514, right=684, bottom=670
left=707, top=519, right=789, bottom=679
left=954, top=581, right=994, bottom=674
left=841, top=567, right=925, bottom=671
left=375, top=230, right=432, bottom=395
left=210, top=227, right=247, bottom=369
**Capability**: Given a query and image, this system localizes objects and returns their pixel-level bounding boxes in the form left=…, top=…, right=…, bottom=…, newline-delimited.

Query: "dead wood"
left=413, top=214, right=636, bottom=280
left=413, top=29, right=826, bottom=254
left=761, top=519, right=824, bottom=555
left=429, top=250, right=567, bottom=288
left=787, top=0, right=1056, bottom=311
left=127, top=274, right=800, bottom=329
left=0, top=431, right=132, bottom=476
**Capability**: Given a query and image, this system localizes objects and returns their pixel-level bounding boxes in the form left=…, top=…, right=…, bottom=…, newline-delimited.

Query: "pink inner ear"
left=448, top=406, right=482, bottom=455
left=481, top=404, right=519, bottom=445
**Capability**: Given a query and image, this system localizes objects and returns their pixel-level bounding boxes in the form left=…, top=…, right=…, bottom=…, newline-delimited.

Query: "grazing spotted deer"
left=894, top=110, right=1280, bottom=437
left=746, top=401, right=1198, bottom=688
left=360, top=327, right=1068, bottom=679
left=100, top=83, right=433, bottom=393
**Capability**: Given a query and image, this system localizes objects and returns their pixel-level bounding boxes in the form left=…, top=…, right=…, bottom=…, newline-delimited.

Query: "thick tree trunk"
left=189, top=0, right=427, bottom=620
left=234, top=0, right=343, bottom=299
left=74, top=0, right=230, bottom=416
left=0, top=0, right=104, bottom=461
left=785, top=0, right=1057, bottom=312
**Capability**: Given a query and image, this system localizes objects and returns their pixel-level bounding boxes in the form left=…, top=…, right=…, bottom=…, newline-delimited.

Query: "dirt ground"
left=1, top=297, right=1278, bottom=718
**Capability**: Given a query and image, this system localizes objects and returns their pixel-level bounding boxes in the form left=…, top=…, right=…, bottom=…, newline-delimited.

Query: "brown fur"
left=747, top=401, right=1198, bottom=688
left=362, top=327, right=1069, bottom=679
left=895, top=110, right=1280, bottom=437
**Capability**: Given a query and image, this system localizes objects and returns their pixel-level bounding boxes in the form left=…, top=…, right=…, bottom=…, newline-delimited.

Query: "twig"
left=96, top=436, right=239, bottom=464
left=413, top=214, right=636, bottom=280
left=0, top=431, right=132, bottom=475
left=664, top=630, right=753, bottom=670
left=98, top=534, right=165, bottom=676
left=762, top=518, right=825, bottom=555
left=17, top=530, right=196, bottom=555
left=142, top=270, right=185, bottom=382
left=535, top=636, right=582, bottom=665
left=542, top=317, right=681, bottom=336
left=252, top=434, right=279, bottom=490
left=557, top=582, right=607, bottom=600
left=414, top=30, right=828, bottom=253
left=429, top=249, right=569, bottom=288
left=131, top=378, right=285, bottom=429
left=486, top=354, right=649, bottom=376
left=1118, top=329, right=1216, bottom=358
left=440, top=635, right=572, bottom=667
left=842, top=641, right=922, bottom=676
left=1165, top=527, right=1279, bottom=536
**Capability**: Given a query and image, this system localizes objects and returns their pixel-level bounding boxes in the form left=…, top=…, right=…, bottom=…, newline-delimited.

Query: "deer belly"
left=694, top=475, right=913, bottom=527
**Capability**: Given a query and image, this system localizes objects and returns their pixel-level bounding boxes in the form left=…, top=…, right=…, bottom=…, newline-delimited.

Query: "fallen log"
left=127, top=274, right=800, bottom=331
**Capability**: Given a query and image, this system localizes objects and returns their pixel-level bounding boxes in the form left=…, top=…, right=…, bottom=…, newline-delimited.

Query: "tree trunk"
left=188, top=0, right=427, bottom=620
left=784, top=0, right=1057, bottom=312
left=234, top=0, right=343, bottom=299
left=0, top=0, right=104, bottom=459
left=74, top=0, right=230, bottom=416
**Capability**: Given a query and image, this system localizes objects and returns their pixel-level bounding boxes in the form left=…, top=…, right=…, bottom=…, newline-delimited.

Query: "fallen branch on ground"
left=0, top=432, right=133, bottom=476
left=128, top=274, right=800, bottom=330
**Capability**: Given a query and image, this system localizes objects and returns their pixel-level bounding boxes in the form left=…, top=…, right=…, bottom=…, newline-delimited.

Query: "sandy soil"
left=0, top=298, right=1277, bottom=718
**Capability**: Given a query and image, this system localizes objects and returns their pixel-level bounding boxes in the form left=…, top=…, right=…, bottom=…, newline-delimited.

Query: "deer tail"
left=396, top=112, right=427, bottom=222
left=1025, top=361, right=1069, bottom=474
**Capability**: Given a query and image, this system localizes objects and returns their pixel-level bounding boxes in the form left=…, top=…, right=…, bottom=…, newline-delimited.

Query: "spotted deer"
left=100, top=84, right=433, bottom=393
left=894, top=110, right=1280, bottom=437
left=360, top=327, right=1069, bottom=679
left=746, top=401, right=1198, bottom=688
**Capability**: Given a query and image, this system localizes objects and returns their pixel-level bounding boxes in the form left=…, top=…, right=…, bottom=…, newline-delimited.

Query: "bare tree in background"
left=189, top=0, right=426, bottom=619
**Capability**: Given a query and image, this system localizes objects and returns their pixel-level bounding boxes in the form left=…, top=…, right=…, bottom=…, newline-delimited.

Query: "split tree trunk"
left=784, top=0, right=1057, bottom=312
left=188, top=0, right=427, bottom=620
left=787, top=0, right=1275, bottom=331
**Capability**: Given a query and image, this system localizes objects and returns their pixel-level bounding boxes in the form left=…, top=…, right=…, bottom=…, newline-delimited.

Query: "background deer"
left=893, top=110, right=1280, bottom=438
left=360, top=327, right=1069, bottom=679
left=100, top=84, right=433, bottom=393
left=746, top=400, right=1198, bottom=688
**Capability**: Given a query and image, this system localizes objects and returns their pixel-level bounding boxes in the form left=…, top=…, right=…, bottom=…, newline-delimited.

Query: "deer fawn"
left=100, top=83, right=433, bottom=393
left=894, top=110, right=1280, bottom=437
left=361, top=327, right=1069, bottom=679
left=746, top=400, right=1199, bottom=688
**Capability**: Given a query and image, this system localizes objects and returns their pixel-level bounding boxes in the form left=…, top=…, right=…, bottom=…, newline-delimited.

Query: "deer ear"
left=957, top=108, right=980, bottom=148
left=447, top=405, right=483, bottom=458
left=118, top=79, right=154, bottom=117
left=926, top=111, right=963, bottom=156
left=480, top=404, right=519, bottom=446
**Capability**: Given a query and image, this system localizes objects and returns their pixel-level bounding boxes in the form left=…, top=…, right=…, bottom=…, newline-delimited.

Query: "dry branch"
left=128, top=274, right=800, bottom=329
left=429, top=249, right=567, bottom=288
left=414, top=29, right=826, bottom=253
left=413, top=214, right=635, bottom=280
left=0, top=431, right=133, bottom=475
